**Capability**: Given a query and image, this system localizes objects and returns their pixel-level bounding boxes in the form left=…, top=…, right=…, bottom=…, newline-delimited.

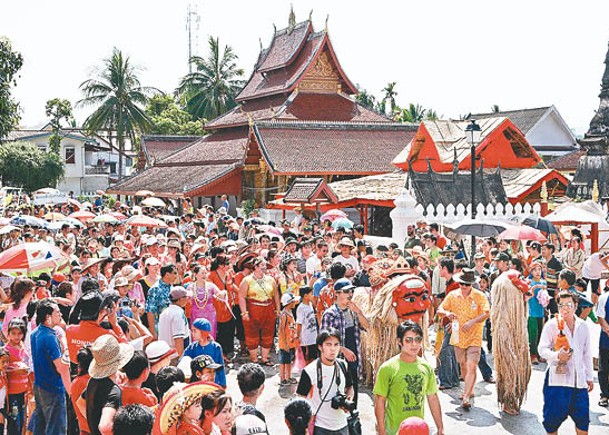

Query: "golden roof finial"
left=309, top=10, right=313, bottom=22
left=540, top=181, right=548, bottom=202
left=593, top=179, right=600, bottom=202
left=325, top=14, right=329, bottom=32
left=288, top=4, right=296, bottom=34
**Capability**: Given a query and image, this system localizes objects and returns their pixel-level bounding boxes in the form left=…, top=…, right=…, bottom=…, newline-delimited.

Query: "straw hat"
left=155, top=382, right=222, bottom=434
left=88, top=335, right=134, bottom=379
left=81, top=257, right=105, bottom=272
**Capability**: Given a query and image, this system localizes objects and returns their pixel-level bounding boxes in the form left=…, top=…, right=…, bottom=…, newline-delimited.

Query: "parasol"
left=331, top=217, right=354, bottom=229
left=448, top=218, right=510, bottom=238
left=125, top=215, right=168, bottom=228
left=135, top=190, right=154, bottom=197
left=0, top=217, right=11, bottom=227
left=43, top=212, right=66, bottom=222
left=521, top=214, right=559, bottom=235
left=0, top=242, right=69, bottom=273
left=68, top=211, right=96, bottom=222
left=92, top=214, right=118, bottom=224
left=320, top=209, right=348, bottom=222
left=257, top=224, right=282, bottom=236
left=0, top=225, right=20, bottom=235
left=10, top=215, right=49, bottom=228
left=141, top=197, right=166, bottom=208
left=499, top=225, right=546, bottom=242
left=109, top=211, right=127, bottom=220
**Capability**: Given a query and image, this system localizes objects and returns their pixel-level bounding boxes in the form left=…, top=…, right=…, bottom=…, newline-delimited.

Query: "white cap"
left=146, top=236, right=159, bottom=246
left=281, top=292, right=301, bottom=307
left=234, top=414, right=268, bottom=435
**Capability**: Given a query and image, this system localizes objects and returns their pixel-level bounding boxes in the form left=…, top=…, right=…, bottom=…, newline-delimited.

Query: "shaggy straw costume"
left=353, top=274, right=429, bottom=386
left=491, top=273, right=531, bottom=413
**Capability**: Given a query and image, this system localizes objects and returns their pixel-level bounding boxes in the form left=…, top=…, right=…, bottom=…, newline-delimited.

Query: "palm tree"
left=394, top=103, right=426, bottom=123
left=382, top=82, right=398, bottom=116
left=78, top=48, right=156, bottom=180
left=177, top=36, right=245, bottom=120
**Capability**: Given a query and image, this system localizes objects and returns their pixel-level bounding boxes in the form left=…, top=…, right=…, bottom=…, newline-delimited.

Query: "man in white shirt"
left=332, top=237, right=359, bottom=278
left=306, top=242, right=329, bottom=284
left=158, top=287, right=191, bottom=358
left=582, top=251, right=609, bottom=303
left=538, top=290, right=594, bottom=435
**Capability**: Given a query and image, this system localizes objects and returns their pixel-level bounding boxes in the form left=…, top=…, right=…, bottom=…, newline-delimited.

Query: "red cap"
left=398, top=417, right=429, bottom=435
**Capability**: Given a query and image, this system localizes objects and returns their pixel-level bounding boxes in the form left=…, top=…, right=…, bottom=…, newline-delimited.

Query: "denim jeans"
left=478, top=347, right=493, bottom=380
left=7, top=392, right=25, bottom=435
left=438, top=327, right=460, bottom=388
left=600, top=347, right=609, bottom=399
left=33, top=385, right=67, bottom=435
left=314, top=426, right=348, bottom=435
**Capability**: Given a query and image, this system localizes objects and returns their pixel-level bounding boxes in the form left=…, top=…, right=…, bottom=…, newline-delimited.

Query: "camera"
left=331, top=393, right=356, bottom=412
left=120, top=298, right=131, bottom=308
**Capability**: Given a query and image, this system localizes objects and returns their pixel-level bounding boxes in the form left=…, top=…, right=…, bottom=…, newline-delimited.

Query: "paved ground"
left=225, top=341, right=609, bottom=434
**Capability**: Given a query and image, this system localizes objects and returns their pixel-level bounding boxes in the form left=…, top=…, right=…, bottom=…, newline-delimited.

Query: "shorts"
left=454, top=346, right=481, bottom=364
left=279, top=349, right=295, bottom=364
left=542, top=372, right=589, bottom=433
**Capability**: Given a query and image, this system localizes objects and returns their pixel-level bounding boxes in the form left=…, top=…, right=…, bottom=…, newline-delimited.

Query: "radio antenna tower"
left=186, top=3, right=201, bottom=73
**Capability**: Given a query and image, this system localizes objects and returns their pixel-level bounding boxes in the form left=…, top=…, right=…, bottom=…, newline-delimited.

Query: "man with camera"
left=296, top=329, right=355, bottom=435
left=374, top=320, right=444, bottom=435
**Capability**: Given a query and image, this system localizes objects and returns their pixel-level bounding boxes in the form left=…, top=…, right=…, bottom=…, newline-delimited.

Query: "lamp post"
left=464, top=119, right=482, bottom=264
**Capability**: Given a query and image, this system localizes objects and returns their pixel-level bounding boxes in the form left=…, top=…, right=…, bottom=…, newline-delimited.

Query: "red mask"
left=506, top=269, right=529, bottom=294
left=392, top=276, right=431, bottom=323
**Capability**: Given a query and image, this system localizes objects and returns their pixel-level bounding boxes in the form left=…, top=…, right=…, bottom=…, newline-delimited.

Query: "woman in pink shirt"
left=1, top=278, right=34, bottom=339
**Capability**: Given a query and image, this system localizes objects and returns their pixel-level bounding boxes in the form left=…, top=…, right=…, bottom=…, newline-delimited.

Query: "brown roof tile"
left=257, top=21, right=312, bottom=73
left=278, top=93, right=390, bottom=123
left=158, top=129, right=247, bottom=165
left=547, top=149, right=585, bottom=170
left=205, top=96, right=287, bottom=129
left=253, top=121, right=417, bottom=175
left=140, top=135, right=201, bottom=163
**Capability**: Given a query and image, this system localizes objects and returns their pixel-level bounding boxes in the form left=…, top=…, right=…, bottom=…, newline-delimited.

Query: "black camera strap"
left=312, top=358, right=339, bottom=419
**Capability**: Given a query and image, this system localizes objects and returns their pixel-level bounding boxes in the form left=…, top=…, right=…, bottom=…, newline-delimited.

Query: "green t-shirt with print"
left=373, top=355, right=438, bottom=435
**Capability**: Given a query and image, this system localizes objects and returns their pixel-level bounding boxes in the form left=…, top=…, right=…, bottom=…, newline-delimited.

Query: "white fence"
left=414, top=202, right=542, bottom=225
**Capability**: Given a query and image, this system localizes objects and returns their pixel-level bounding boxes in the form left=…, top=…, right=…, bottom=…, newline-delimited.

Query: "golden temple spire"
left=288, top=4, right=296, bottom=34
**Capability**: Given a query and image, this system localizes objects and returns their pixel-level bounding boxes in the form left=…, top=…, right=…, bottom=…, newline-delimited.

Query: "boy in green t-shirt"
left=373, top=320, right=444, bottom=435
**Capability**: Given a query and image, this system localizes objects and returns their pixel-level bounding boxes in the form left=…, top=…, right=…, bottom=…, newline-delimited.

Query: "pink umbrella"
left=126, top=215, right=168, bottom=228
left=257, top=224, right=282, bottom=236
left=68, top=210, right=96, bottom=222
left=320, top=209, right=347, bottom=222
left=0, top=242, right=69, bottom=273
left=0, top=217, right=10, bottom=227
left=499, top=225, right=546, bottom=242
left=109, top=211, right=127, bottom=220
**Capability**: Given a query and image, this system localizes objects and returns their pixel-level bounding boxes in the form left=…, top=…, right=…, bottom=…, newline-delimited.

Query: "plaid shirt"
left=321, top=303, right=362, bottom=374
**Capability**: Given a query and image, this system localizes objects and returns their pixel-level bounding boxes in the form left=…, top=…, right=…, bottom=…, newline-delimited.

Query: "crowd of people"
left=0, top=195, right=607, bottom=435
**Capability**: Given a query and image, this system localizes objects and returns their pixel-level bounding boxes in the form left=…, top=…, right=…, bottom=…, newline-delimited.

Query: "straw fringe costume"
left=491, top=272, right=531, bottom=413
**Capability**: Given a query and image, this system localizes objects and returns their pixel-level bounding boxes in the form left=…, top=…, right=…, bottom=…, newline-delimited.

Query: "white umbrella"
left=141, top=197, right=166, bottom=208
left=0, top=225, right=19, bottom=235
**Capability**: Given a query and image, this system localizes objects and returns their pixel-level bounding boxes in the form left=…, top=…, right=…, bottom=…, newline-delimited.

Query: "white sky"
left=2, top=0, right=609, bottom=135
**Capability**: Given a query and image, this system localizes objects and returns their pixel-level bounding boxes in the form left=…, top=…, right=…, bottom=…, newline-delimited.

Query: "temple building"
left=109, top=11, right=417, bottom=206
left=568, top=39, right=609, bottom=200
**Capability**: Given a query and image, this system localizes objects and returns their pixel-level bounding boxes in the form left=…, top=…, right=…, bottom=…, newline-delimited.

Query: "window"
left=65, top=147, right=75, bottom=164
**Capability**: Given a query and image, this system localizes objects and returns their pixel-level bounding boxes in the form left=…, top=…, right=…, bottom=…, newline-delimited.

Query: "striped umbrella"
left=0, top=242, right=69, bottom=273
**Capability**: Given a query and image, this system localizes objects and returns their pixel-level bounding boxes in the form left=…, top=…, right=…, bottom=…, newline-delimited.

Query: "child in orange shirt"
left=71, top=347, right=93, bottom=435
left=5, top=318, right=30, bottom=435
left=278, top=293, right=300, bottom=385
left=0, top=348, right=9, bottom=433
left=121, top=350, right=158, bottom=408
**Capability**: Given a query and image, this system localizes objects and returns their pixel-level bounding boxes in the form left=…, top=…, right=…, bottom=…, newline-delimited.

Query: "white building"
left=6, top=129, right=133, bottom=195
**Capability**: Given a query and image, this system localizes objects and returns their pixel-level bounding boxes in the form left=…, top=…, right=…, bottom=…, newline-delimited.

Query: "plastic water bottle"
left=450, top=320, right=460, bottom=346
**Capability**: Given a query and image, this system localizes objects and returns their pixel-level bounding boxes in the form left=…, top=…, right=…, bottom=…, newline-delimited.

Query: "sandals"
left=599, top=397, right=609, bottom=407
left=461, top=400, right=472, bottom=411
left=288, top=377, right=298, bottom=384
left=260, top=360, right=274, bottom=367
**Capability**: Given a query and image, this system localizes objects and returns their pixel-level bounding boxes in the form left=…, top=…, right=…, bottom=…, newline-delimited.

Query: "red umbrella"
left=0, top=242, right=69, bottom=273
left=68, top=210, right=96, bottom=222
left=109, top=211, right=127, bottom=220
left=499, top=225, right=546, bottom=241
left=0, top=217, right=10, bottom=227
left=320, top=209, right=347, bottom=222
left=126, top=215, right=168, bottom=228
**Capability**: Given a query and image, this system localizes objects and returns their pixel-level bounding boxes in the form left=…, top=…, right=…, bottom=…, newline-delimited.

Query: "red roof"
left=547, top=149, right=585, bottom=171
left=206, top=92, right=390, bottom=130
left=140, top=135, right=201, bottom=164
left=252, top=121, right=417, bottom=175
left=159, top=129, right=247, bottom=165
left=257, top=21, right=313, bottom=73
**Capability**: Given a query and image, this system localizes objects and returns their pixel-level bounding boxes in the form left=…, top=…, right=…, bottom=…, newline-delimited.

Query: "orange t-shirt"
left=5, top=343, right=29, bottom=395
left=121, top=385, right=158, bottom=407
left=209, top=271, right=236, bottom=323
left=278, top=311, right=298, bottom=351
left=71, top=374, right=91, bottom=433
left=66, top=321, right=127, bottom=364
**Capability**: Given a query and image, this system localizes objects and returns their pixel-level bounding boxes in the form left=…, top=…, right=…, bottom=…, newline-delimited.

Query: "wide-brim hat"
left=236, top=252, right=257, bottom=272
left=155, top=382, right=222, bottom=434
left=81, top=257, right=105, bottom=272
left=145, top=340, right=178, bottom=364
left=120, top=265, right=139, bottom=282
left=338, top=237, right=355, bottom=248
left=454, top=268, right=476, bottom=285
left=89, top=334, right=134, bottom=379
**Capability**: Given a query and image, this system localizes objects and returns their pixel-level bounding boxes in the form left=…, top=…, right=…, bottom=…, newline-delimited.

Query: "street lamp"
left=464, top=119, right=482, bottom=264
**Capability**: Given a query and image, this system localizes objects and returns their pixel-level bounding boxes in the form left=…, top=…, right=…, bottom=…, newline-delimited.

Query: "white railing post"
left=390, top=188, right=424, bottom=245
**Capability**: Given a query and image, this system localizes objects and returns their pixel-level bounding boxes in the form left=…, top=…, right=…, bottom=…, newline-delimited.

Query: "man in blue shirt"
left=182, top=318, right=226, bottom=387
left=145, top=264, right=177, bottom=339
left=31, top=299, right=72, bottom=435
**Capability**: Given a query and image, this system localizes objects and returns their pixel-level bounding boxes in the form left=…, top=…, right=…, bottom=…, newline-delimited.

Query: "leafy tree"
left=381, top=82, right=398, bottom=116
left=78, top=48, right=157, bottom=180
left=45, top=98, right=73, bottom=154
left=394, top=103, right=427, bottom=123
left=177, top=36, right=245, bottom=120
left=145, top=94, right=205, bottom=135
left=354, top=87, right=377, bottom=111
left=426, top=109, right=439, bottom=121
left=0, top=37, right=24, bottom=143
left=0, top=141, right=64, bottom=191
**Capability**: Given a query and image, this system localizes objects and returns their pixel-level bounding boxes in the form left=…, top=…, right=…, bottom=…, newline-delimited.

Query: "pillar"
left=540, top=181, right=549, bottom=217
left=389, top=188, right=424, bottom=245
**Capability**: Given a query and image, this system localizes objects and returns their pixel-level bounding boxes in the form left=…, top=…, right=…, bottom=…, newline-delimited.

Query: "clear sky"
left=2, top=0, right=609, bottom=135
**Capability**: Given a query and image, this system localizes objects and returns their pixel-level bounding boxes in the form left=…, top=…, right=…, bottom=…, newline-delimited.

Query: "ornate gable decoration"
left=299, top=50, right=342, bottom=93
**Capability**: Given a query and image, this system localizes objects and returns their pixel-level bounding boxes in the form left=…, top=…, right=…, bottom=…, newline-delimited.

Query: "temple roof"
left=252, top=121, right=417, bottom=175
left=469, top=107, right=550, bottom=135
left=282, top=177, right=338, bottom=204
left=236, top=20, right=357, bottom=102
left=158, top=129, right=247, bottom=166
left=547, top=149, right=586, bottom=171
left=140, top=135, right=201, bottom=165
left=567, top=154, right=609, bottom=199
left=206, top=92, right=389, bottom=129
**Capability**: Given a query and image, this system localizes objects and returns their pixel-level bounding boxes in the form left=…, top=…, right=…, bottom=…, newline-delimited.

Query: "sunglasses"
left=558, top=302, right=574, bottom=309
left=403, top=336, right=423, bottom=344
left=335, top=289, right=354, bottom=294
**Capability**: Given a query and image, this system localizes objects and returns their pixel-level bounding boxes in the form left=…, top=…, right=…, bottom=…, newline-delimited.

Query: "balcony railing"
left=85, top=165, right=110, bottom=175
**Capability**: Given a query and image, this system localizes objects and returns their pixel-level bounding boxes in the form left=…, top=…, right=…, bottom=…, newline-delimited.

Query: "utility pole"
left=186, top=3, right=201, bottom=73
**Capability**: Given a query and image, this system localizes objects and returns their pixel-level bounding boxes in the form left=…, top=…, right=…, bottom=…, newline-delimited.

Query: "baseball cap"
left=146, top=236, right=159, bottom=246
left=191, top=354, right=221, bottom=371
left=145, top=257, right=160, bottom=266
left=145, top=341, right=178, bottom=364
left=494, top=252, right=511, bottom=262
left=281, top=292, right=301, bottom=307
left=193, top=318, right=212, bottom=332
left=170, top=286, right=189, bottom=301
left=234, top=414, right=268, bottom=435
left=334, top=278, right=355, bottom=293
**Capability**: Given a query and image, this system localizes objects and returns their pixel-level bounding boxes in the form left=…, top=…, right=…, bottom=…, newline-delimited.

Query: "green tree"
left=0, top=141, right=64, bottom=191
left=177, top=36, right=245, bottom=120
left=0, top=37, right=24, bottom=143
left=354, top=87, right=377, bottom=110
left=426, top=109, right=439, bottom=121
left=78, top=48, right=157, bottom=180
left=45, top=98, right=73, bottom=154
left=381, top=82, right=398, bottom=116
left=394, top=103, right=427, bottom=123
left=145, top=94, right=205, bottom=135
